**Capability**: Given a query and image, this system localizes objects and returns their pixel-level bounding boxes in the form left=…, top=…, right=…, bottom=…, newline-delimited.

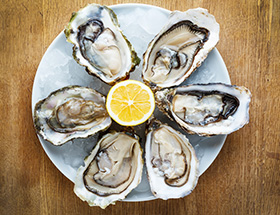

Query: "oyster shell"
left=155, top=83, right=251, bottom=136
left=142, top=8, right=219, bottom=89
left=33, top=86, right=111, bottom=145
left=74, top=131, right=143, bottom=208
left=65, top=4, right=140, bottom=85
left=145, top=118, right=199, bottom=199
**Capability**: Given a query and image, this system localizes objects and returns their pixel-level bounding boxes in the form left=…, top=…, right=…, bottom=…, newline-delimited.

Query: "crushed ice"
left=61, top=135, right=99, bottom=170
left=34, top=6, right=228, bottom=200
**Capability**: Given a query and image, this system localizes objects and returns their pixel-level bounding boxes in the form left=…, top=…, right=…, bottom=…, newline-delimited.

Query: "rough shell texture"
left=142, top=8, right=219, bottom=90
left=145, top=118, right=199, bottom=199
left=74, top=131, right=143, bottom=208
left=155, top=83, right=251, bottom=136
left=65, top=4, right=140, bottom=85
left=33, top=86, right=111, bottom=145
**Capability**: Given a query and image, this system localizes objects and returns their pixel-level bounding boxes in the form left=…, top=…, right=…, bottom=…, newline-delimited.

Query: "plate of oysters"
left=32, top=3, right=251, bottom=209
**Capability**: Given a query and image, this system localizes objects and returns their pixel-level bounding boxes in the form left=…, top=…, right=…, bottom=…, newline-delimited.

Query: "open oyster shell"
left=65, top=4, right=140, bottom=85
left=33, top=86, right=111, bottom=146
left=74, top=131, right=143, bottom=208
left=145, top=118, right=199, bottom=199
left=155, top=83, right=251, bottom=136
left=142, top=8, right=219, bottom=90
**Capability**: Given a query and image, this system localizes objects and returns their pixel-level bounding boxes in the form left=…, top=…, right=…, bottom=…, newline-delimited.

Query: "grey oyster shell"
left=142, top=8, right=219, bottom=90
left=65, top=4, right=140, bottom=85
left=74, top=131, right=143, bottom=208
left=33, top=86, right=111, bottom=145
left=145, top=118, right=199, bottom=199
left=155, top=83, right=251, bottom=136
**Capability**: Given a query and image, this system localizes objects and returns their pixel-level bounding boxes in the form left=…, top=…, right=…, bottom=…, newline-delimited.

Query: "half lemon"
left=106, top=80, right=155, bottom=126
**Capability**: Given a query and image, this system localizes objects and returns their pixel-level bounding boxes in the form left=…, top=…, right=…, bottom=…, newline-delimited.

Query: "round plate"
left=32, top=3, right=230, bottom=202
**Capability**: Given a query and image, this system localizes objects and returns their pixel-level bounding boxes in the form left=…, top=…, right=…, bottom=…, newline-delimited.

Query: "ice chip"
left=139, top=9, right=168, bottom=35
left=61, top=135, right=99, bottom=170
left=45, top=48, right=72, bottom=68
left=194, top=143, right=205, bottom=162
left=33, top=5, right=229, bottom=202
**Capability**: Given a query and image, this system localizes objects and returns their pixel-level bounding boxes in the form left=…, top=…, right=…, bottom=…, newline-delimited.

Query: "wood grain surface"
left=1, top=0, right=279, bottom=214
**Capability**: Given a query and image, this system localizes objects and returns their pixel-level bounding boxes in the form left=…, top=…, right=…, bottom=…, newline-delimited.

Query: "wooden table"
left=1, top=0, right=279, bottom=214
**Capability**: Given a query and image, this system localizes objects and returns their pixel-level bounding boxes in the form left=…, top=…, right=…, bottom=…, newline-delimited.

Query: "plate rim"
left=31, top=3, right=229, bottom=202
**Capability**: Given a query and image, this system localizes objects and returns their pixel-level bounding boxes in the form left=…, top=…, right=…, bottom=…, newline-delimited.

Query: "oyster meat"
left=74, top=131, right=143, bottom=208
left=155, top=83, right=251, bottom=136
left=145, top=119, right=199, bottom=199
left=33, top=86, right=111, bottom=145
left=65, top=4, right=140, bottom=85
left=142, top=8, right=219, bottom=89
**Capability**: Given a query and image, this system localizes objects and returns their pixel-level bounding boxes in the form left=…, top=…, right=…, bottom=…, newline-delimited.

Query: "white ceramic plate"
left=32, top=3, right=230, bottom=202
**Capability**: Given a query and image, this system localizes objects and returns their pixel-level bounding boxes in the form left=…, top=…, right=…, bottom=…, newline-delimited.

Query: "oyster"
left=142, top=8, right=219, bottom=89
left=145, top=118, right=199, bottom=199
left=65, top=4, right=140, bottom=85
left=155, top=83, right=251, bottom=136
left=74, top=131, right=143, bottom=208
left=33, top=86, right=111, bottom=145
